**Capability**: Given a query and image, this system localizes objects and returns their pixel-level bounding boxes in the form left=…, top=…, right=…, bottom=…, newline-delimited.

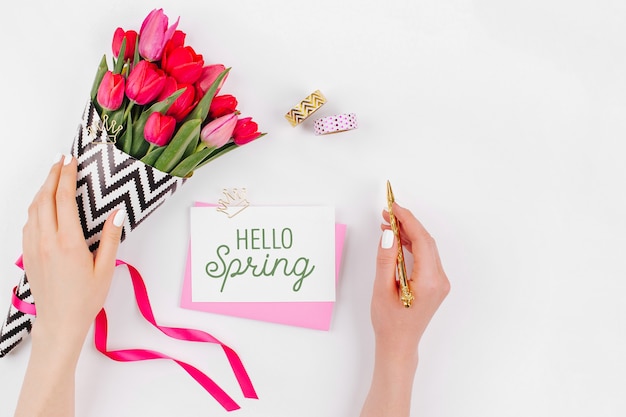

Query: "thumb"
left=375, top=228, right=398, bottom=293
left=94, top=209, right=126, bottom=276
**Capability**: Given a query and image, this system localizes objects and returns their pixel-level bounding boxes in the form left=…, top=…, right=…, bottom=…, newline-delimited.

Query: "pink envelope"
left=180, top=202, right=346, bottom=330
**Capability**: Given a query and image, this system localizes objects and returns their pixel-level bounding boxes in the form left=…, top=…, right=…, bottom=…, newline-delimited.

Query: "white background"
left=0, top=0, right=625, bottom=416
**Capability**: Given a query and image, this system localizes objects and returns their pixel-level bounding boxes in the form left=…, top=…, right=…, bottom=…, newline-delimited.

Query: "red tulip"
left=96, top=71, right=125, bottom=111
left=209, top=95, right=238, bottom=119
left=162, top=44, right=204, bottom=84
left=232, top=117, right=262, bottom=145
left=157, top=76, right=178, bottom=102
left=195, top=64, right=227, bottom=96
left=200, top=113, right=238, bottom=148
left=165, top=30, right=186, bottom=52
left=144, top=112, right=176, bottom=147
left=126, top=60, right=166, bottom=105
left=112, top=28, right=138, bottom=61
left=138, top=8, right=179, bottom=61
left=157, top=77, right=197, bottom=122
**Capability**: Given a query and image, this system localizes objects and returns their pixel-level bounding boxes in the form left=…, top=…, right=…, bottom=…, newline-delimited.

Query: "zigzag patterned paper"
left=74, top=103, right=186, bottom=252
left=0, top=102, right=186, bottom=357
left=284, top=90, right=326, bottom=126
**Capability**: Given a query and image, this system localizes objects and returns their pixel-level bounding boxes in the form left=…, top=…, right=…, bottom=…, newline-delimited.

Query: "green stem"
left=123, top=101, right=135, bottom=121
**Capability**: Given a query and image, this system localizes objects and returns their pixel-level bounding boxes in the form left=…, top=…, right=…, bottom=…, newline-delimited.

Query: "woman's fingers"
left=390, top=203, right=435, bottom=257
left=55, top=155, right=83, bottom=238
left=381, top=209, right=412, bottom=250
left=374, top=228, right=400, bottom=297
left=94, top=209, right=125, bottom=280
left=29, top=155, right=66, bottom=235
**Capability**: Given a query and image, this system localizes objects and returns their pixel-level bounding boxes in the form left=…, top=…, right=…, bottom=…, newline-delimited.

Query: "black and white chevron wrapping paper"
left=0, top=102, right=186, bottom=357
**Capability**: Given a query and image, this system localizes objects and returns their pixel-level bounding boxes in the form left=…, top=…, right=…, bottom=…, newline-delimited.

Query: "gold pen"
left=387, top=180, right=414, bottom=308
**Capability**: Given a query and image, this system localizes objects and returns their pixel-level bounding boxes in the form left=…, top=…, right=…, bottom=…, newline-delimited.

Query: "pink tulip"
left=144, top=112, right=176, bottom=147
left=126, top=60, right=166, bottom=105
left=96, top=71, right=125, bottom=111
left=200, top=113, right=238, bottom=148
left=195, top=64, right=227, bottom=96
left=138, top=8, right=179, bottom=62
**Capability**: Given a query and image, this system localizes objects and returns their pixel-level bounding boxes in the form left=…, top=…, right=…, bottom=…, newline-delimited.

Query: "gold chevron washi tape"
left=284, top=90, right=327, bottom=126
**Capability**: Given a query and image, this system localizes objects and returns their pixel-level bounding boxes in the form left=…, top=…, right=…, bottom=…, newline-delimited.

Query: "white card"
left=190, top=206, right=336, bottom=302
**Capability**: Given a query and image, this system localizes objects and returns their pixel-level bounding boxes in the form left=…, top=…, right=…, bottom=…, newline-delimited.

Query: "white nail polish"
left=113, top=209, right=126, bottom=227
left=62, top=154, right=72, bottom=166
left=53, top=153, right=63, bottom=164
left=381, top=229, right=394, bottom=249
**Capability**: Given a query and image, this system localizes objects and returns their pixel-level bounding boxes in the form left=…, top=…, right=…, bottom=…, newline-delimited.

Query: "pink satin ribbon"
left=11, top=258, right=257, bottom=411
left=11, top=286, right=36, bottom=316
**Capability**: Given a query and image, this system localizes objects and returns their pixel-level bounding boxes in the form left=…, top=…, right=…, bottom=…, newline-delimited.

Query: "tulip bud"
left=139, top=8, right=179, bottom=62
left=209, top=95, right=238, bottom=119
left=144, top=112, right=176, bottom=147
left=126, top=60, right=166, bottom=105
left=200, top=113, right=238, bottom=148
left=112, top=28, right=138, bottom=61
left=232, top=117, right=262, bottom=145
left=195, top=64, right=227, bottom=96
left=96, top=71, right=125, bottom=111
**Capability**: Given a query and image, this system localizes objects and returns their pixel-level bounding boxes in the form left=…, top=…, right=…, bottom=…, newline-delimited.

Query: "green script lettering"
left=204, top=244, right=316, bottom=293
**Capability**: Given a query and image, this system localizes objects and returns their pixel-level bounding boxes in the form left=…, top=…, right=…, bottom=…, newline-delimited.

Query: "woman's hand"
left=15, top=154, right=125, bottom=417
left=361, top=202, right=450, bottom=417
left=371, top=202, right=450, bottom=361
left=22, top=154, right=125, bottom=348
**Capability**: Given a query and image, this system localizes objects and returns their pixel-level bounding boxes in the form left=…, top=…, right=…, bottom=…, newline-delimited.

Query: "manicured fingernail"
left=113, top=209, right=126, bottom=227
left=62, top=154, right=72, bottom=166
left=53, top=153, right=63, bottom=164
left=381, top=229, right=394, bottom=249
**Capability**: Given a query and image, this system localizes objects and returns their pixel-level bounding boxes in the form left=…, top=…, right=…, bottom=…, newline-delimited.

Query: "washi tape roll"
left=313, top=113, right=358, bottom=135
left=284, top=90, right=327, bottom=127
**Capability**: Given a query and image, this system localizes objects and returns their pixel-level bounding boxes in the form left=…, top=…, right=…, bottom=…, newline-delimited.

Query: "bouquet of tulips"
left=95, top=9, right=263, bottom=177
left=0, top=9, right=264, bottom=358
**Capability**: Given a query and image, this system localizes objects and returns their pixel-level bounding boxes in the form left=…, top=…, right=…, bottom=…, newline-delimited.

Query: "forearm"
left=360, top=346, right=419, bottom=417
left=14, top=325, right=85, bottom=417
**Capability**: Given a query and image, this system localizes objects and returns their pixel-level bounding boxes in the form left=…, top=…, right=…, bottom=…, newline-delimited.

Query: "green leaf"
left=130, top=137, right=150, bottom=159
left=154, top=119, right=202, bottom=173
left=169, top=146, right=215, bottom=178
left=181, top=132, right=200, bottom=160
left=194, top=142, right=238, bottom=170
left=89, top=55, right=109, bottom=102
left=133, top=37, right=140, bottom=67
left=113, top=38, right=126, bottom=74
left=183, top=68, right=231, bottom=123
left=129, top=89, right=185, bottom=157
left=140, top=146, right=165, bottom=165
left=120, top=115, right=133, bottom=154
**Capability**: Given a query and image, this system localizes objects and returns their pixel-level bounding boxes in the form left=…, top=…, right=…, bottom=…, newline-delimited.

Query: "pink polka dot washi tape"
left=313, top=113, right=358, bottom=135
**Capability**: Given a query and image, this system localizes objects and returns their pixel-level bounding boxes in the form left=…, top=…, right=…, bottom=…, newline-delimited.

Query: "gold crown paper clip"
left=387, top=180, right=414, bottom=308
